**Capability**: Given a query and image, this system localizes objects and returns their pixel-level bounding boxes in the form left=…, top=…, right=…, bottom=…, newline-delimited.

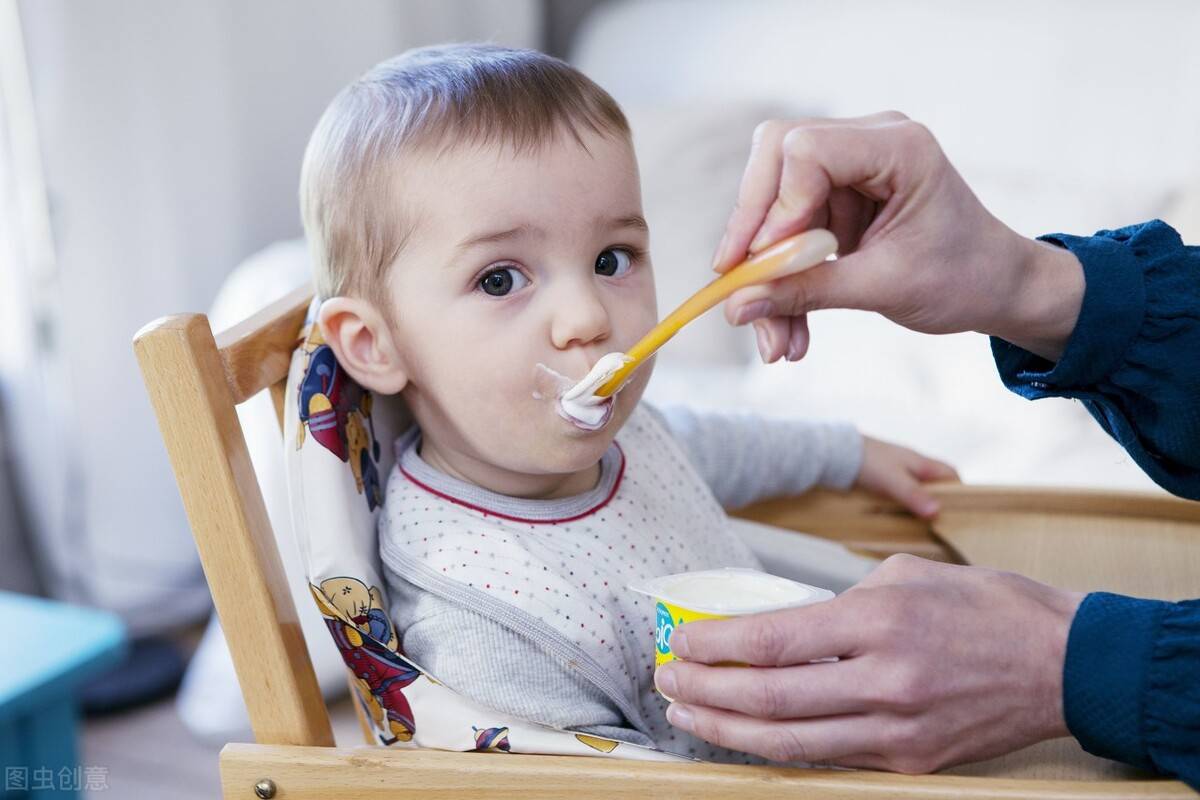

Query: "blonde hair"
left=300, top=43, right=631, bottom=308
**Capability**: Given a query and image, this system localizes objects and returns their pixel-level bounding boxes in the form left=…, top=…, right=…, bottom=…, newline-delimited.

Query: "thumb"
left=724, top=250, right=882, bottom=326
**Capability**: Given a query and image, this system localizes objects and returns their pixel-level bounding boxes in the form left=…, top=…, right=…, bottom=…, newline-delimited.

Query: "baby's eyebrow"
left=454, top=214, right=649, bottom=257
left=455, top=224, right=541, bottom=253
left=607, top=214, right=649, bottom=232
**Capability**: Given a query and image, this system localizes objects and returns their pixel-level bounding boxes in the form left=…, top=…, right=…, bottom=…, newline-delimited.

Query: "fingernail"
left=711, top=232, right=730, bottom=270
left=666, top=703, right=694, bottom=733
left=786, top=340, right=805, bottom=362
left=733, top=300, right=772, bottom=326
left=754, top=324, right=771, bottom=362
left=654, top=665, right=678, bottom=700
left=920, top=500, right=940, bottom=517
left=670, top=628, right=690, bottom=659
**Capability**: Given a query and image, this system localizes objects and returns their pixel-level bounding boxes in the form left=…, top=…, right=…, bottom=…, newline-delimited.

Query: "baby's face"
left=384, top=129, right=657, bottom=491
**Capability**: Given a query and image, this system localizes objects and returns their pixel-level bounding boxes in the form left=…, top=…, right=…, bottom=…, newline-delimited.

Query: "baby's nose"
left=550, top=287, right=611, bottom=350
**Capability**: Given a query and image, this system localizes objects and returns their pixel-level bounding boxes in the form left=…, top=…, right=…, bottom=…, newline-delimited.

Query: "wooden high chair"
left=133, top=285, right=1198, bottom=799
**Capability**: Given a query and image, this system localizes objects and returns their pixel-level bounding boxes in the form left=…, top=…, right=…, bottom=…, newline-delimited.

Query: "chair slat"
left=268, top=378, right=288, bottom=433
left=216, top=285, right=313, bottom=405
left=134, top=312, right=334, bottom=747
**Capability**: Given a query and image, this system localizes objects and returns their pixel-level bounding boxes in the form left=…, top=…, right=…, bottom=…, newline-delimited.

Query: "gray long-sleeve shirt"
left=382, top=403, right=862, bottom=759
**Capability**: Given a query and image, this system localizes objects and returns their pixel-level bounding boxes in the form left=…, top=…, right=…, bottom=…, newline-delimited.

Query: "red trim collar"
left=398, top=444, right=626, bottom=525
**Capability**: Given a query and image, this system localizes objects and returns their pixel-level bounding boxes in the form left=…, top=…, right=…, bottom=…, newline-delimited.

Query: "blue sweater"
left=991, top=220, right=1200, bottom=789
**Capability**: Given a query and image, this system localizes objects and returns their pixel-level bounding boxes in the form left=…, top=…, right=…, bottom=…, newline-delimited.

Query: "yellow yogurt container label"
left=635, top=568, right=835, bottom=667
left=654, top=600, right=729, bottom=666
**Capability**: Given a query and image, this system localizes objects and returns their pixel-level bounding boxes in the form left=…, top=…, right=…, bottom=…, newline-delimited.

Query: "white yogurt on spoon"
left=533, top=352, right=631, bottom=431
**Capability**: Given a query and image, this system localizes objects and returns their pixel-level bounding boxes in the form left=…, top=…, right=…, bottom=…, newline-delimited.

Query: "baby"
left=301, top=44, right=956, bottom=761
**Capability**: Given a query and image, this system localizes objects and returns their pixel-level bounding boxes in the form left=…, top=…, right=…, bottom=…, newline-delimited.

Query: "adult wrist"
left=987, top=236, right=1085, bottom=362
left=1033, top=584, right=1086, bottom=742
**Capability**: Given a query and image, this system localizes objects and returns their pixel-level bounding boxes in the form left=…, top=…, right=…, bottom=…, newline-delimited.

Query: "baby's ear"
left=317, top=297, right=408, bottom=395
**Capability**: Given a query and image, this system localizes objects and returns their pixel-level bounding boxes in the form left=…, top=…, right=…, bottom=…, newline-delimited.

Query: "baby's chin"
left=511, top=402, right=630, bottom=473
left=452, top=369, right=646, bottom=485
left=529, top=424, right=621, bottom=474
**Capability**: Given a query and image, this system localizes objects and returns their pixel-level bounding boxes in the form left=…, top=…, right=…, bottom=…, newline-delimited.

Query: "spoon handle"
left=594, top=229, right=837, bottom=397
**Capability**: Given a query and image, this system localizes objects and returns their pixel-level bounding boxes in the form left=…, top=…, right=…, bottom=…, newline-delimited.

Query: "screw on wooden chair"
left=254, top=778, right=277, bottom=798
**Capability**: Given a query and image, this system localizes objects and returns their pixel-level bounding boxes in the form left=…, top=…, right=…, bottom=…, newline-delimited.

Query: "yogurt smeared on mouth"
left=533, top=352, right=631, bottom=431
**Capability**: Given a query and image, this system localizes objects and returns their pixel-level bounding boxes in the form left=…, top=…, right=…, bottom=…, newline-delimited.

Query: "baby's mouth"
left=562, top=394, right=615, bottom=432
left=533, top=354, right=630, bottom=432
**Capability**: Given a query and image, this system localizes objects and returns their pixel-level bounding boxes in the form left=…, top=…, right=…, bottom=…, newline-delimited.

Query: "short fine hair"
left=300, top=43, right=631, bottom=307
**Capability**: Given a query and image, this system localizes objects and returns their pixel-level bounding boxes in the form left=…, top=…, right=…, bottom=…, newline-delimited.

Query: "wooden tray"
left=736, top=483, right=1200, bottom=784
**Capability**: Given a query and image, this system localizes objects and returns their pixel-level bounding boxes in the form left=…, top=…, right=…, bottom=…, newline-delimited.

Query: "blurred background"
left=1, top=0, right=1198, bottom=794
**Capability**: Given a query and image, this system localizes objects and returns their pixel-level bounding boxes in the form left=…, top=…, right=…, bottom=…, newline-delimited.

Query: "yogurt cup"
left=630, top=568, right=835, bottom=667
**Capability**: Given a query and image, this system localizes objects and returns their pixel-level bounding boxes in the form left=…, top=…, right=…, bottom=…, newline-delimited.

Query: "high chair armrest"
left=732, top=487, right=955, bottom=562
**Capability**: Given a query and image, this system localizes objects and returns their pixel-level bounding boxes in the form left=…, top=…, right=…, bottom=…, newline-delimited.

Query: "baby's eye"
left=478, top=266, right=529, bottom=297
left=595, top=248, right=633, bottom=278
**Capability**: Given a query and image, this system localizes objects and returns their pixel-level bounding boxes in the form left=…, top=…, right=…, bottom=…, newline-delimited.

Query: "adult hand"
left=654, top=554, right=1084, bottom=772
left=714, top=113, right=1086, bottom=363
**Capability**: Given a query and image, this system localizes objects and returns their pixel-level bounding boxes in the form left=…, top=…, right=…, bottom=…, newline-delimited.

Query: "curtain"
left=0, top=0, right=539, bottom=633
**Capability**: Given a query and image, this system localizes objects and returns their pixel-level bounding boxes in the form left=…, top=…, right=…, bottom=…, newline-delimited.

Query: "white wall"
left=7, top=0, right=539, bottom=632
left=575, top=0, right=1200, bottom=494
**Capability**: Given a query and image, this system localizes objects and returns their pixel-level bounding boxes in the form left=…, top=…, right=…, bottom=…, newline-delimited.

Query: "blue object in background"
left=0, top=591, right=126, bottom=798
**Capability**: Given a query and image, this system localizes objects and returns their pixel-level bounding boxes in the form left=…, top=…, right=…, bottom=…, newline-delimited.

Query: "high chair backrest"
left=134, top=285, right=677, bottom=761
left=135, top=285, right=334, bottom=747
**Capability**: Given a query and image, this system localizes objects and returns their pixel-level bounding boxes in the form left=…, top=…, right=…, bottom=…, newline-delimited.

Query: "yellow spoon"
left=593, top=228, right=838, bottom=397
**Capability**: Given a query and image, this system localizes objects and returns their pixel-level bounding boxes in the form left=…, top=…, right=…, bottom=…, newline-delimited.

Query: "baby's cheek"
left=628, top=272, right=659, bottom=328
left=471, top=373, right=545, bottom=444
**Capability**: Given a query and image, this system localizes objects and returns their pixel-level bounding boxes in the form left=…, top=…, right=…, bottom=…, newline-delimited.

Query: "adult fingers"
left=655, top=658, right=875, bottom=720
left=749, top=315, right=807, bottom=363
left=724, top=250, right=885, bottom=325
left=668, top=598, right=863, bottom=666
left=665, top=703, right=881, bottom=765
left=785, top=313, right=810, bottom=361
left=745, top=118, right=910, bottom=255
left=712, top=120, right=792, bottom=272
left=751, top=317, right=788, bottom=363
left=713, top=112, right=907, bottom=273
left=825, top=186, right=880, bottom=256
left=746, top=132, right=831, bottom=254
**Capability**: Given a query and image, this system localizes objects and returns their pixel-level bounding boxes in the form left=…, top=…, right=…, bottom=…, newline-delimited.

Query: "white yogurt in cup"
left=630, top=568, right=834, bottom=666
